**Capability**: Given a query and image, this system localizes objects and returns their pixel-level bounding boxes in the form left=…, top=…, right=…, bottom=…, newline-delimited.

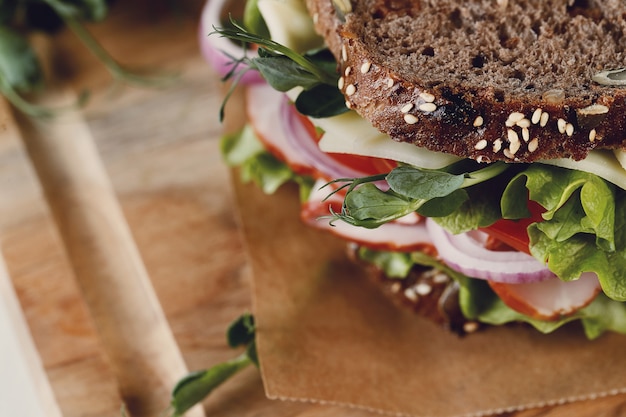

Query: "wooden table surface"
left=1, top=1, right=625, bottom=416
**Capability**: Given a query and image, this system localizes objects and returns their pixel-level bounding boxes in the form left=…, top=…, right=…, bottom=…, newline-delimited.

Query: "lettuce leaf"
left=221, top=125, right=314, bottom=200
left=501, top=164, right=626, bottom=301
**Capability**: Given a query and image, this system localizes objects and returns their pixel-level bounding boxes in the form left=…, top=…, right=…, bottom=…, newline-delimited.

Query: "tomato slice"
left=294, top=111, right=397, bottom=176
left=480, top=200, right=545, bottom=255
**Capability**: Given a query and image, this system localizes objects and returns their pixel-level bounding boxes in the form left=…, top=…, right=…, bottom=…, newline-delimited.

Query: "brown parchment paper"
left=232, top=177, right=626, bottom=417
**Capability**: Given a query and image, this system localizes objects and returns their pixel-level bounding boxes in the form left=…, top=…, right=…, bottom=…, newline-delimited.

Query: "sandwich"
left=203, top=0, right=626, bottom=338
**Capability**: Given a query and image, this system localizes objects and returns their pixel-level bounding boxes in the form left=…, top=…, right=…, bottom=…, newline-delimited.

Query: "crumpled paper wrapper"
left=232, top=176, right=626, bottom=417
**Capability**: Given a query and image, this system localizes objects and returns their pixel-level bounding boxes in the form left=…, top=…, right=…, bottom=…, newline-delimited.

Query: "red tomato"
left=480, top=200, right=545, bottom=255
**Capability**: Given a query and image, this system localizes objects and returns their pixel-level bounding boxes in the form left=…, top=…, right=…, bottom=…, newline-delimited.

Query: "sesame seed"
left=338, top=76, right=345, bottom=90
left=419, top=92, right=435, bottom=103
left=473, top=116, right=484, bottom=127
left=474, top=139, right=488, bottom=150
left=419, top=102, right=437, bottom=112
left=387, top=78, right=394, bottom=88
left=390, top=282, right=402, bottom=293
left=509, top=140, right=521, bottom=155
left=557, top=118, right=567, bottom=134
left=493, top=139, right=502, bottom=153
left=463, top=321, right=480, bottom=333
left=507, top=128, right=519, bottom=143
left=589, top=129, right=597, bottom=142
left=531, top=108, right=542, bottom=124
left=506, top=112, right=525, bottom=127
left=313, top=12, right=319, bottom=23
left=341, top=44, right=348, bottom=62
left=400, top=103, right=414, bottom=113
left=539, top=111, right=549, bottom=127
left=415, top=282, right=432, bottom=296
left=404, top=114, right=419, bottom=124
left=528, top=138, right=539, bottom=152
left=516, top=118, right=531, bottom=128
left=503, top=149, right=515, bottom=159
left=433, top=273, right=449, bottom=284
left=344, top=66, right=352, bottom=76
left=345, top=84, right=356, bottom=96
left=360, top=61, right=371, bottom=74
left=403, top=287, right=418, bottom=302
left=522, top=127, right=530, bottom=142
left=345, top=101, right=351, bottom=109
left=565, top=123, right=574, bottom=137
left=476, top=155, right=485, bottom=163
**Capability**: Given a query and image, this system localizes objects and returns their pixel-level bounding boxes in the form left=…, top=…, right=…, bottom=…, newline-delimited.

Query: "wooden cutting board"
left=1, top=1, right=625, bottom=416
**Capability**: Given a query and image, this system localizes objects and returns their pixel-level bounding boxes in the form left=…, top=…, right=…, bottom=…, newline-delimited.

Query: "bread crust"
left=307, top=0, right=626, bottom=163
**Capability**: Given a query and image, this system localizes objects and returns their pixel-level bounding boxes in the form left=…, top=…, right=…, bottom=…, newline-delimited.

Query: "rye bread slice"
left=307, top=0, right=626, bottom=163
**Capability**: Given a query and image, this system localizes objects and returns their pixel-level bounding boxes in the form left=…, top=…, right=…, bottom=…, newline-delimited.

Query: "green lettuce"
left=221, top=125, right=314, bottom=200
left=501, top=164, right=626, bottom=301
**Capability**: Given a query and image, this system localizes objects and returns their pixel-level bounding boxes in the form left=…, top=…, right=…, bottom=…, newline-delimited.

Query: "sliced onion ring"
left=279, top=97, right=372, bottom=180
left=425, top=219, right=556, bottom=283
left=199, top=0, right=264, bottom=84
left=302, top=180, right=434, bottom=252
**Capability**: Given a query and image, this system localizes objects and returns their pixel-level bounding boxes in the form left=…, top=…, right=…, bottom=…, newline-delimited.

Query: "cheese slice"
left=315, top=111, right=462, bottom=169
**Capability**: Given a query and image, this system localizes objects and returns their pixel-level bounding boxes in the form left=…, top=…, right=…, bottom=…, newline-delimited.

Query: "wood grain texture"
left=0, top=0, right=625, bottom=416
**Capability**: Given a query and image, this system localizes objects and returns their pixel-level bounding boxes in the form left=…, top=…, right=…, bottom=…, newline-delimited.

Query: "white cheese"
left=315, top=111, right=462, bottom=169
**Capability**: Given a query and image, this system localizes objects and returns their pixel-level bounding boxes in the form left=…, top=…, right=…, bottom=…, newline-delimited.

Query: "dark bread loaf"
left=307, top=0, right=626, bottom=163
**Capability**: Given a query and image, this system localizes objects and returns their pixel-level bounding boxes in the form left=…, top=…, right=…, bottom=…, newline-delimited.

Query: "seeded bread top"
left=307, top=0, right=626, bottom=163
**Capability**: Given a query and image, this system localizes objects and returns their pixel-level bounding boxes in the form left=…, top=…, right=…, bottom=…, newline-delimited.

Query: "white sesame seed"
left=506, top=112, right=525, bottom=127
left=313, top=12, right=319, bottom=23
left=509, top=140, right=521, bottom=155
left=433, top=273, right=449, bottom=284
left=531, top=108, right=542, bottom=124
left=387, top=78, right=394, bottom=88
left=503, top=149, right=515, bottom=159
left=419, top=102, right=437, bottom=112
left=463, top=321, right=480, bottom=333
left=360, top=61, right=371, bottom=74
left=344, top=66, right=352, bottom=76
left=507, top=128, right=519, bottom=143
left=338, top=76, right=345, bottom=90
left=345, top=101, right=351, bottom=109
left=473, top=116, right=484, bottom=127
left=522, top=127, right=530, bottom=142
left=540, top=111, right=549, bottom=127
left=476, top=155, right=485, bottom=163
left=400, top=103, right=414, bottom=113
left=565, top=123, right=574, bottom=137
left=528, top=138, right=539, bottom=152
left=474, top=139, right=488, bottom=150
left=404, top=114, right=419, bottom=124
left=557, top=118, right=567, bottom=134
left=493, top=139, right=503, bottom=153
left=415, top=282, right=432, bottom=296
left=345, top=84, right=356, bottom=96
left=341, top=44, right=348, bottom=62
left=419, top=92, right=435, bottom=103
left=516, top=118, right=531, bottom=128
left=403, top=287, right=418, bottom=302
left=589, top=129, right=597, bottom=142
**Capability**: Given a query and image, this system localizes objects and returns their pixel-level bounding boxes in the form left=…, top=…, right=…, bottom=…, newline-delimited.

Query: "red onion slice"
left=199, top=0, right=264, bottom=84
left=301, top=181, right=434, bottom=252
left=425, top=219, right=556, bottom=283
left=246, top=84, right=314, bottom=175
left=279, top=97, right=372, bottom=180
